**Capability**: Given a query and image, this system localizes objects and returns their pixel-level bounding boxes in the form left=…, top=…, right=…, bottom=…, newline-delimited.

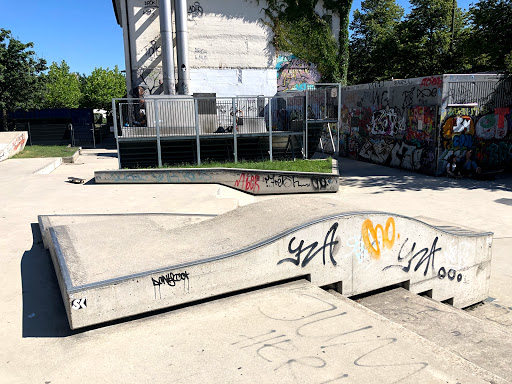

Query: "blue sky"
left=0, top=0, right=474, bottom=76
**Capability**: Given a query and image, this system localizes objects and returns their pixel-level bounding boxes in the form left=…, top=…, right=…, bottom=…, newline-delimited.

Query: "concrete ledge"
left=94, top=164, right=339, bottom=195
left=62, top=147, right=81, bottom=163
left=39, top=197, right=492, bottom=329
left=33, top=157, right=63, bottom=174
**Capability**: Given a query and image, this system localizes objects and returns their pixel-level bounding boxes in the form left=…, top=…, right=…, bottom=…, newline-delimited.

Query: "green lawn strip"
left=12, top=145, right=79, bottom=159
left=163, top=158, right=333, bottom=173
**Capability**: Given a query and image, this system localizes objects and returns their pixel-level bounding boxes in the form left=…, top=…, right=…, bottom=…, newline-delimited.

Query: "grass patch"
left=12, top=145, right=79, bottom=159
left=159, top=158, right=333, bottom=173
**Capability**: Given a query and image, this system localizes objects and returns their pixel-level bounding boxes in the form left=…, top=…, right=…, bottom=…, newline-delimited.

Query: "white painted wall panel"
left=189, top=69, right=277, bottom=97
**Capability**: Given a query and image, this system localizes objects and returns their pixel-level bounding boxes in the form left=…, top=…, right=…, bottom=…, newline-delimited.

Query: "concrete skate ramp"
left=0, top=131, right=28, bottom=162
left=95, top=167, right=339, bottom=195
left=39, top=197, right=493, bottom=329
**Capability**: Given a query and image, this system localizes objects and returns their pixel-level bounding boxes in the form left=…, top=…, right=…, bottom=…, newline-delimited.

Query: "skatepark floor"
left=1, top=148, right=512, bottom=382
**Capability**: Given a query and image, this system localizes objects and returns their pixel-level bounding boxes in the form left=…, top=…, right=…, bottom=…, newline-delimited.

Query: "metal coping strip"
left=63, top=211, right=493, bottom=293
left=50, top=228, right=74, bottom=292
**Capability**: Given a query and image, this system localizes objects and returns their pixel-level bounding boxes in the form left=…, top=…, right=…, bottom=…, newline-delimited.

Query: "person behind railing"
left=131, top=85, right=147, bottom=127
left=139, top=110, right=147, bottom=127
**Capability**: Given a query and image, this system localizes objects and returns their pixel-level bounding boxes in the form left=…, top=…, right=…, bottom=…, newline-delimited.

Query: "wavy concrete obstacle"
left=0, top=131, right=28, bottom=162
left=95, top=167, right=339, bottom=194
left=39, top=197, right=492, bottom=329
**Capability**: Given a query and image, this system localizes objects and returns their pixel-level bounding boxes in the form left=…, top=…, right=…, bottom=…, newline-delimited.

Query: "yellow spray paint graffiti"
left=361, top=217, right=398, bottom=259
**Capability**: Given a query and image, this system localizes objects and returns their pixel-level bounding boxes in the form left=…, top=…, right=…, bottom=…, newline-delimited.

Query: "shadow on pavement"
left=94, top=152, right=118, bottom=158
left=338, top=158, right=512, bottom=193
left=21, top=223, right=75, bottom=337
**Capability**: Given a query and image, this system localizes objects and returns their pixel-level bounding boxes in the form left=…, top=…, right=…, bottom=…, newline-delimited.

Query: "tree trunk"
left=2, top=109, right=8, bottom=131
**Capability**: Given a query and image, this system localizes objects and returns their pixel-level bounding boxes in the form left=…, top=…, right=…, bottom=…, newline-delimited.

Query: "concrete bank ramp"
left=39, top=196, right=493, bottom=329
left=0, top=131, right=28, bottom=162
left=360, top=288, right=512, bottom=382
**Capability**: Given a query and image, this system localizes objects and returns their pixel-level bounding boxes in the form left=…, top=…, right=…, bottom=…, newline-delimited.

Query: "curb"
left=62, top=147, right=82, bottom=164
left=34, top=157, right=63, bottom=175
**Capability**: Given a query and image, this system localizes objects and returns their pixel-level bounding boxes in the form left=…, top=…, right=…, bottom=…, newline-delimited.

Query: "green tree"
left=465, top=0, right=512, bottom=72
left=43, top=60, right=81, bottom=108
left=255, top=0, right=352, bottom=84
left=395, top=0, right=466, bottom=78
left=80, top=66, right=126, bottom=112
left=0, top=29, right=47, bottom=130
left=348, top=0, right=404, bottom=84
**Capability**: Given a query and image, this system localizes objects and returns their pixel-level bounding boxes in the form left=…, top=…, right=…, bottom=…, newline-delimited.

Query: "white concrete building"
left=112, top=0, right=340, bottom=97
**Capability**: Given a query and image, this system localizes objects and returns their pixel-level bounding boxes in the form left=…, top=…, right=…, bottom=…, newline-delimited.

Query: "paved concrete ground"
left=1, top=148, right=511, bottom=382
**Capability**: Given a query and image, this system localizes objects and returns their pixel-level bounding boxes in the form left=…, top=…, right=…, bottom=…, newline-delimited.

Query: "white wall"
left=189, top=68, right=277, bottom=97
left=188, top=0, right=274, bottom=69
left=120, top=0, right=339, bottom=96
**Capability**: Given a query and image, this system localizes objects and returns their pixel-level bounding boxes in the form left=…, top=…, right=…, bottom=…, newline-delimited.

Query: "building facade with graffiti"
left=340, top=74, right=512, bottom=175
left=112, top=0, right=339, bottom=97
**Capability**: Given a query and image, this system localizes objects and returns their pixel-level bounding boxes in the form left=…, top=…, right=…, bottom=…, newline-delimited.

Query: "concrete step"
left=358, top=288, right=512, bottom=382
left=39, top=196, right=493, bottom=329
left=45, top=279, right=506, bottom=383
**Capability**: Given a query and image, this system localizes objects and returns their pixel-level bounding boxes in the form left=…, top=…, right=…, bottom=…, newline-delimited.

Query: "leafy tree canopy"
left=80, top=66, right=126, bottom=112
left=0, top=28, right=46, bottom=128
left=396, top=0, right=466, bottom=78
left=466, top=0, right=512, bottom=72
left=43, top=60, right=81, bottom=109
left=348, top=0, right=404, bottom=84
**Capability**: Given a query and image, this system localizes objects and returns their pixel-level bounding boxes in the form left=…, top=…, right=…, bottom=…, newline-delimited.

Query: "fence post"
left=305, top=88, right=309, bottom=159
left=91, top=123, right=96, bottom=149
left=27, top=122, right=32, bottom=146
left=69, top=123, right=75, bottom=147
left=337, top=83, right=342, bottom=156
left=269, top=97, right=273, bottom=161
left=194, top=98, right=201, bottom=165
left=119, top=103, right=124, bottom=131
left=232, top=98, right=238, bottom=163
left=113, top=99, right=121, bottom=169
left=155, top=100, right=162, bottom=167
left=434, top=105, right=440, bottom=176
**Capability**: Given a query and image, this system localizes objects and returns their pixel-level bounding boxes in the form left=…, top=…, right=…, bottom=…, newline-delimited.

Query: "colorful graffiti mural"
left=439, top=107, right=512, bottom=172
left=276, top=55, right=321, bottom=92
left=341, top=76, right=512, bottom=175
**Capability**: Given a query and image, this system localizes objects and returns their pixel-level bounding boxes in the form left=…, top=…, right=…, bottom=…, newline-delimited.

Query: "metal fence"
left=113, top=85, right=341, bottom=168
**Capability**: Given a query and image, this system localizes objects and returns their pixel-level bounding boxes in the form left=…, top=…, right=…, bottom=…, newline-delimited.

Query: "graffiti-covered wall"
left=438, top=75, right=512, bottom=174
left=340, top=74, right=512, bottom=175
left=340, top=76, right=442, bottom=174
left=276, top=55, right=322, bottom=92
